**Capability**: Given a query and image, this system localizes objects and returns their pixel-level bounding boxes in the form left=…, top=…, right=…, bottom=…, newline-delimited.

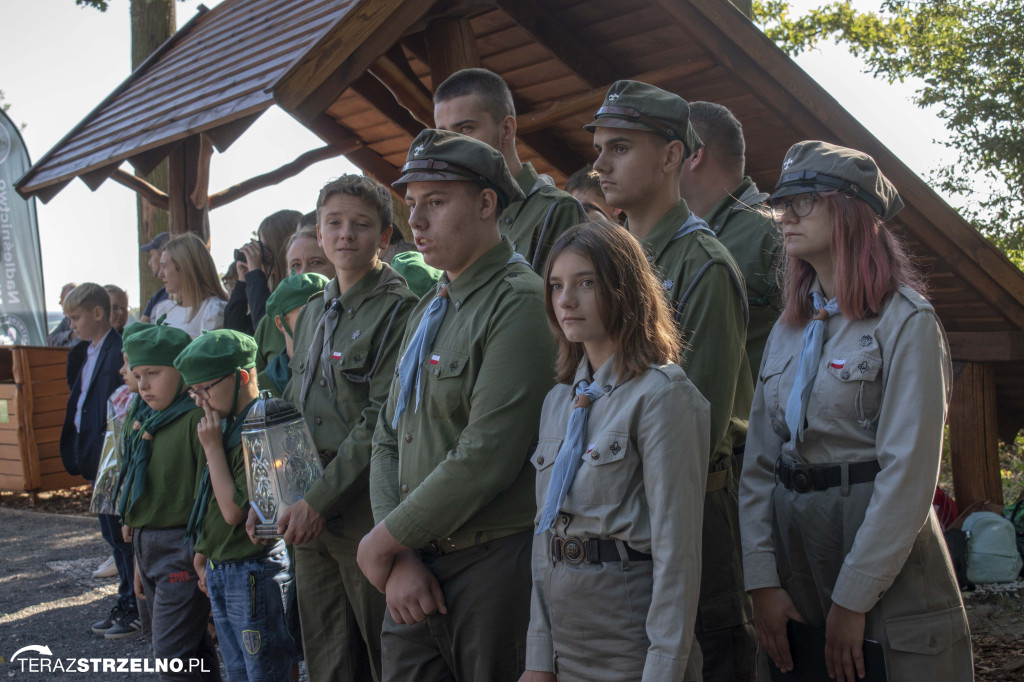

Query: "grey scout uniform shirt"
left=702, top=177, right=781, bottom=381
left=285, top=263, right=416, bottom=536
left=528, top=357, right=710, bottom=681
left=500, top=162, right=587, bottom=273
left=741, top=283, right=953, bottom=612
left=636, top=199, right=752, bottom=468
left=371, top=238, right=556, bottom=549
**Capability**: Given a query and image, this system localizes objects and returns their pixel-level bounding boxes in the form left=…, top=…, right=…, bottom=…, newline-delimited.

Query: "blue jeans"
left=206, top=547, right=296, bottom=682
left=98, top=513, right=136, bottom=611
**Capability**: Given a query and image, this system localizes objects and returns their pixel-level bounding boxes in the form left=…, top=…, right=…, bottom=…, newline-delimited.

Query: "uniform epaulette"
left=894, top=283, right=935, bottom=313
left=503, top=266, right=542, bottom=295
left=694, top=231, right=739, bottom=264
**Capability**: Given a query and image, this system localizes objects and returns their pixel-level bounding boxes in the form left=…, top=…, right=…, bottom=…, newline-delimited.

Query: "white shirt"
left=75, top=329, right=111, bottom=431
left=152, top=296, right=226, bottom=339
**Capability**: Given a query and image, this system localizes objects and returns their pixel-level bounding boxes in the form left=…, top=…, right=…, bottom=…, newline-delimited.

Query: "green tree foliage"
left=753, top=1, right=1024, bottom=256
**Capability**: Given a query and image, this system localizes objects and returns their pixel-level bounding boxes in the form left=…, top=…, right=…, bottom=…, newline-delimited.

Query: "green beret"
left=391, top=251, right=442, bottom=298
left=173, top=330, right=258, bottom=386
left=771, top=140, right=904, bottom=221
left=265, top=273, right=329, bottom=323
left=121, top=321, right=153, bottom=352
left=392, top=129, right=525, bottom=210
left=584, top=80, right=704, bottom=157
left=124, top=325, right=192, bottom=369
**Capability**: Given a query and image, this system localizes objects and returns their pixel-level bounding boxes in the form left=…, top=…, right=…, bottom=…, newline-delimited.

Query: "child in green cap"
left=258, top=272, right=329, bottom=397
left=175, top=329, right=297, bottom=682
left=116, top=324, right=218, bottom=680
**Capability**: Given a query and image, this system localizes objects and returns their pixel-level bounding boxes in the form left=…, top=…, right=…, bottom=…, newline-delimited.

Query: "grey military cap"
left=584, top=80, right=704, bottom=157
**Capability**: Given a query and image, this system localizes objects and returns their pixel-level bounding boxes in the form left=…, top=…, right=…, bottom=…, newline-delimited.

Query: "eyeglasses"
left=187, top=374, right=231, bottom=401
left=767, top=192, right=818, bottom=222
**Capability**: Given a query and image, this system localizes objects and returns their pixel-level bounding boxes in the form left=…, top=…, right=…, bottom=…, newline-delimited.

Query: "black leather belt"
left=550, top=536, right=652, bottom=565
left=775, top=458, right=881, bottom=493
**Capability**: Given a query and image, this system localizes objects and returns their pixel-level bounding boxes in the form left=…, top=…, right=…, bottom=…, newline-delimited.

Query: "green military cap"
left=392, top=129, right=525, bottom=210
left=173, top=329, right=258, bottom=386
left=584, top=80, right=704, bottom=157
left=391, top=250, right=442, bottom=298
left=771, top=140, right=904, bottom=221
left=124, top=325, right=192, bottom=369
left=265, top=273, right=329, bottom=323
left=121, top=321, right=153, bottom=352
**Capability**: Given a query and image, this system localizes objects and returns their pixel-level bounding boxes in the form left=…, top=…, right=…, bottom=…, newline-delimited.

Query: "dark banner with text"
left=0, top=109, right=46, bottom=346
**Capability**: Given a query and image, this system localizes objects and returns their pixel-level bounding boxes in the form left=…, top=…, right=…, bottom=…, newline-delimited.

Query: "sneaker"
left=104, top=609, right=141, bottom=640
left=93, top=556, right=117, bottom=579
left=91, top=603, right=125, bottom=635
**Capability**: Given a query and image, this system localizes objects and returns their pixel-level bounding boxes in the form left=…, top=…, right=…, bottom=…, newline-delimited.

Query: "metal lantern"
left=242, top=391, right=323, bottom=538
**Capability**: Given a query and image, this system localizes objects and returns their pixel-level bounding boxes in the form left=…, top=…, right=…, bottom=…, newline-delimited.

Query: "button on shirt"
left=371, top=238, right=556, bottom=548
left=528, top=357, right=709, bottom=680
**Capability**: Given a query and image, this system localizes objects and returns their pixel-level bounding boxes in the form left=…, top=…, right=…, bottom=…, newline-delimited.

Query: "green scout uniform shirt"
left=499, top=163, right=586, bottom=273
left=703, top=177, right=781, bottom=380
left=371, top=238, right=556, bottom=548
left=285, top=263, right=416, bottom=540
left=254, top=314, right=286, bottom=373
left=122, top=407, right=205, bottom=529
left=637, top=200, right=752, bottom=468
left=193, top=411, right=266, bottom=562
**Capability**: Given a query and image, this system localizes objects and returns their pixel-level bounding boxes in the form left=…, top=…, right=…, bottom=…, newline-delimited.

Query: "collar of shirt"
left=703, top=176, right=759, bottom=233
left=632, top=199, right=693, bottom=263
left=88, top=328, right=112, bottom=356
left=331, top=261, right=387, bottom=318
left=515, top=162, right=540, bottom=197
left=572, top=353, right=622, bottom=399
left=441, top=237, right=516, bottom=311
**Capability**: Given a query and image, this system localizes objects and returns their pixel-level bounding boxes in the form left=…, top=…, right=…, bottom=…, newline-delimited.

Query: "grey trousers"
left=381, top=531, right=532, bottom=682
left=771, top=481, right=974, bottom=681
left=134, top=527, right=220, bottom=682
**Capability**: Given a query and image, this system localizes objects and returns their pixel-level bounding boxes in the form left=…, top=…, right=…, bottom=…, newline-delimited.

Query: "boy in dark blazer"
left=59, top=283, right=135, bottom=638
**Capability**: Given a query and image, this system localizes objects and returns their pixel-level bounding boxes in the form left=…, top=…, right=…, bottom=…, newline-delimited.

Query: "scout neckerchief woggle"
left=392, top=253, right=528, bottom=428
left=536, top=380, right=606, bottom=533
left=298, top=291, right=342, bottom=408
left=783, top=290, right=840, bottom=453
left=187, top=371, right=250, bottom=545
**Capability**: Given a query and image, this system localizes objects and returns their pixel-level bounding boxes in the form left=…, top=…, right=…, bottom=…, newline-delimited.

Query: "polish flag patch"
left=429, top=354, right=441, bottom=366
left=331, top=351, right=342, bottom=361
left=829, top=358, right=846, bottom=369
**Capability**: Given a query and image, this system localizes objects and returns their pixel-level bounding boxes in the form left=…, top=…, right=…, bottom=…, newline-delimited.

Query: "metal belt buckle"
left=790, top=467, right=812, bottom=493
left=562, top=537, right=585, bottom=565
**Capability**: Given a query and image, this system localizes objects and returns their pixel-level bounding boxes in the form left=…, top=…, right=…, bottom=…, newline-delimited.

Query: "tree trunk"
left=131, top=0, right=174, bottom=313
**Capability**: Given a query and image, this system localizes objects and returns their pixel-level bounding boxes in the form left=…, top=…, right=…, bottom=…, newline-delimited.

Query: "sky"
left=1, top=0, right=955, bottom=314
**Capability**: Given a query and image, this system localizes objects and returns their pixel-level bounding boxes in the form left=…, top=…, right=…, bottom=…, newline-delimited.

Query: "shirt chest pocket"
left=531, top=438, right=562, bottom=513
left=570, top=430, right=631, bottom=506
left=759, top=353, right=793, bottom=433
left=331, top=340, right=374, bottom=385
left=819, top=350, right=883, bottom=427
left=426, top=349, right=470, bottom=418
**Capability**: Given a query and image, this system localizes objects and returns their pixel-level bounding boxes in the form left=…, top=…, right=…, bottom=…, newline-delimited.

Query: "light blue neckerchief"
left=392, top=252, right=528, bottom=428
left=784, top=291, right=840, bottom=451
left=670, top=212, right=714, bottom=241
left=536, top=380, right=606, bottom=534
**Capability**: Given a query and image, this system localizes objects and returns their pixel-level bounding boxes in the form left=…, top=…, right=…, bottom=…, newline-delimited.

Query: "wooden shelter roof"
left=17, top=0, right=1024, bottom=442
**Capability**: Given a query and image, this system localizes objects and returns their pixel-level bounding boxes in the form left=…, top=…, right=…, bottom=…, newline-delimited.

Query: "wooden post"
left=948, top=362, right=1004, bottom=507
left=167, top=135, right=210, bottom=242
left=426, top=17, right=479, bottom=86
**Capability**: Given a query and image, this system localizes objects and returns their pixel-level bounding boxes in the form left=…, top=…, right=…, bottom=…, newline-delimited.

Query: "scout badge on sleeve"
left=241, top=391, right=323, bottom=538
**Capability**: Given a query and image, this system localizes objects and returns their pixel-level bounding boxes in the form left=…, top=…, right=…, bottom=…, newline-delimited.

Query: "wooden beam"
left=208, top=145, right=355, bottom=210
left=519, top=130, right=588, bottom=178
left=167, top=135, right=208, bottom=241
left=426, top=16, right=480, bottom=86
left=111, top=168, right=170, bottom=211
left=494, top=0, right=617, bottom=89
left=947, top=331, right=1024, bottom=362
left=190, top=134, right=214, bottom=210
left=308, top=114, right=402, bottom=187
left=351, top=74, right=427, bottom=138
left=517, top=61, right=716, bottom=134
left=949, top=362, right=1004, bottom=507
left=369, top=52, right=435, bottom=127
left=275, top=0, right=437, bottom=122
